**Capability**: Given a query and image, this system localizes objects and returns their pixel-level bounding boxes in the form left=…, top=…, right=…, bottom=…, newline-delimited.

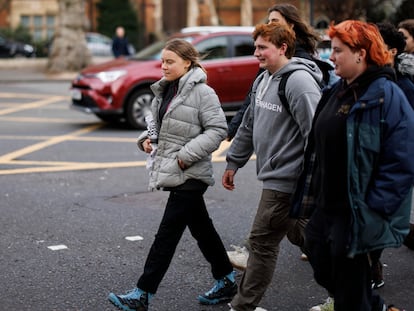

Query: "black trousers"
left=305, top=208, right=384, bottom=311
left=137, top=188, right=233, bottom=294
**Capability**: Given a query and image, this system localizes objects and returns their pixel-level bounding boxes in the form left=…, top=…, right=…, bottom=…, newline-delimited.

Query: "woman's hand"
left=177, top=158, right=188, bottom=170
left=142, top=138, right=153, bottom=153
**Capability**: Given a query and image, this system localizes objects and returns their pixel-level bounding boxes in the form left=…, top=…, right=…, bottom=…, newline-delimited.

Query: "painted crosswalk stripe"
left=125, top=236, right=143, bottom=241
left=47, top=244, right=68, bottom=251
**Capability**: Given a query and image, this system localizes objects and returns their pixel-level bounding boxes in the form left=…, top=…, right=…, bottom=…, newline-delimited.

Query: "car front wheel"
left=125, top=87, right=154, bottom=129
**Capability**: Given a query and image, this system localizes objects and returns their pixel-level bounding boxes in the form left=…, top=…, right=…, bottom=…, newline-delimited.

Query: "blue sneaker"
left=108, top=288, right=152, bottom=311
left=198, top=271, right=237, bottom=305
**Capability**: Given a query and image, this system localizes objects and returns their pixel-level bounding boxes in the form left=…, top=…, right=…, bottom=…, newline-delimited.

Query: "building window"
left=18, top=14, right=56, bottom=41
left=21, top=15, right=30, bottom=28
left=33, top=15, right=43, bottom=40
left=46, top=15, right=55, bottom=39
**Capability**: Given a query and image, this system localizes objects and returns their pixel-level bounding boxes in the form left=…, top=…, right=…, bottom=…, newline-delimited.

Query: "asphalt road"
left=0, top=79, right=413, bottom=311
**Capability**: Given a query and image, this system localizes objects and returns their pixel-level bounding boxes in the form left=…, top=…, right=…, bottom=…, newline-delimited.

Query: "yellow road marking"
left=0, top=92, right=255, bottom=175
left=0, top=116, right=96, bottom=123
left=0, top=96, right=66, bottom=116
left=0, top=93, right=48, bottom=99
left=0, top=124, right=103, bottom=162
left=0, top=161, right=148, bottom=175
left=0, top=135, right=137, bottom=143
left=0, top=140, right=236, bottom=176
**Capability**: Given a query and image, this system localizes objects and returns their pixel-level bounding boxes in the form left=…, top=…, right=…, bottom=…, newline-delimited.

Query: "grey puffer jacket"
left=138, top=67, right=227, bottom=190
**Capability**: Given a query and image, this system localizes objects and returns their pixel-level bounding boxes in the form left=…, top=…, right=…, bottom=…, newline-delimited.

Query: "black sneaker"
left=371, top=260, right=385, bottom=289
left=198, top=271, right=237, bottom=305
left=403, top=224, right=414, bottom=250
left=108, top=288, right=151, bottom=311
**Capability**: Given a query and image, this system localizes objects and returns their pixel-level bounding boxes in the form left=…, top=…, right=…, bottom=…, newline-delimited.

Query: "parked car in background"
left=70, top=27, right=258, bottom=129
left=85, top=32, right=136, bottom=57
left=0, top=34, right=36, bottom=58
left=85, top=32, right=113, bottom=56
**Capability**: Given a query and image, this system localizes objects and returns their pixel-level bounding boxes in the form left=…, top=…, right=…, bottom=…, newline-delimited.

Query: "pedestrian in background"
left=377, top=21, right=414, bottom=254
left=224, top=21, right=322, bottom=311
left=377, top=22, right=414, bottom=109
left=108, top=38, right=236, bottom=311
left=291, top=20, right=414, bottom=311
left=112, top=26, right=131, bottom=58
left=397, top=19, right=414, bottom=82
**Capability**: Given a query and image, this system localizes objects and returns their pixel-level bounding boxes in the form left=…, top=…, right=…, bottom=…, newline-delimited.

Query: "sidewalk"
left=0, top=56, right=111, bottom=82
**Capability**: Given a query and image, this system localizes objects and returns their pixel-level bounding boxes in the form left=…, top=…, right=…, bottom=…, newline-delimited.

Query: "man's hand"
left=222, top=169, right=236, bottom=190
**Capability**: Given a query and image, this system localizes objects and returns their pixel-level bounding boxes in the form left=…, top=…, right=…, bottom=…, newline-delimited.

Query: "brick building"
left=0, top=0, right=330, bottom=42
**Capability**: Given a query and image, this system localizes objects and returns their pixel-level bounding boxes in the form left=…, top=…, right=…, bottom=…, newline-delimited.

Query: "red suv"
left=70, top=27, right=258, bottom=129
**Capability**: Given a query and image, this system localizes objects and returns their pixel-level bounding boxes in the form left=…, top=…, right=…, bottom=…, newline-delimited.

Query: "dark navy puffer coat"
left=291, top=76, right=414, bottom=257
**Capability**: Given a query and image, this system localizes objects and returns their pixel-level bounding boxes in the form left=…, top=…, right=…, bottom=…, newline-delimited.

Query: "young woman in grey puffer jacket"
left=108, top=38, right=237, bottom=311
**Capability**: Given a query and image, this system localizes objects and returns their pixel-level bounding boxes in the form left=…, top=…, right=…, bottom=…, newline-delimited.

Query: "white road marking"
left=47, top=244, right=68, bottom=251
left=125, top=236, right=144, bottom=241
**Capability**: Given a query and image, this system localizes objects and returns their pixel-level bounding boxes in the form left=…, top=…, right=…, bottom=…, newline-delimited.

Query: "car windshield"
left=130, top=36, right=195, bottom=60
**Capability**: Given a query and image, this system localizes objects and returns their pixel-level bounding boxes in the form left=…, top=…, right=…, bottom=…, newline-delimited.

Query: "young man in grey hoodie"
left=223, top=22, right=323, bottom=311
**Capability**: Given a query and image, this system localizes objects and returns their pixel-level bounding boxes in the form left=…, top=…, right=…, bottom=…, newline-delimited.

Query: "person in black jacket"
left=112, top=26, right=131, bottom=58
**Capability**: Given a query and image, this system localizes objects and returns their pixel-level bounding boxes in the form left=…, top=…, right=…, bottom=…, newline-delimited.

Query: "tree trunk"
left=47, top=0, right=91, bottom=73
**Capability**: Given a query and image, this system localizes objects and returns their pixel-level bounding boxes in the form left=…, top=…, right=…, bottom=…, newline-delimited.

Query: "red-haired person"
left=291, top=20, right=414, bottom=311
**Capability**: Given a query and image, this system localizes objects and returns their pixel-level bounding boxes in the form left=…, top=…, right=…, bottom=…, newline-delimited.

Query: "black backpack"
left=278, top=59, right=333, bottom=116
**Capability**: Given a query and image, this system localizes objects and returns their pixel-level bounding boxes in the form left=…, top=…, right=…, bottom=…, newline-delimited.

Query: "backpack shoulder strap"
left=278, top=70, right=296, bottom=116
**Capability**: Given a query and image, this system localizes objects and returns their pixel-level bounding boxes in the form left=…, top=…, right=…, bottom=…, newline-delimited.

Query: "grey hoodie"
left=226, top=57, right=323, bottom=193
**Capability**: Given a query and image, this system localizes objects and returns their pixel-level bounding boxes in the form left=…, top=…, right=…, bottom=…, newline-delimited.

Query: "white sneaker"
left=226, top=245, right=249, bottom=271
left=309, top=297, right=334, bottom=311
left=228, top=303, right=267, bottom=311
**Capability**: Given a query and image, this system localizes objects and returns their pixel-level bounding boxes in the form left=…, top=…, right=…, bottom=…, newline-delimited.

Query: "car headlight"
left=96, top=70, right=127, bottom=83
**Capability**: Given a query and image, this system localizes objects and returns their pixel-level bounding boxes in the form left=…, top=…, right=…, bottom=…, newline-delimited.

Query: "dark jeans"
left=305, top=208, right=384, bottom=311
left=137, top=188, right=233, bottom=294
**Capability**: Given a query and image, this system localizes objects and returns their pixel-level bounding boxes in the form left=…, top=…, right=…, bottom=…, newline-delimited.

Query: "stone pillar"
left=241, top=0, right=252, bottom=26
left=47, top=0, right=91, bottom=73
